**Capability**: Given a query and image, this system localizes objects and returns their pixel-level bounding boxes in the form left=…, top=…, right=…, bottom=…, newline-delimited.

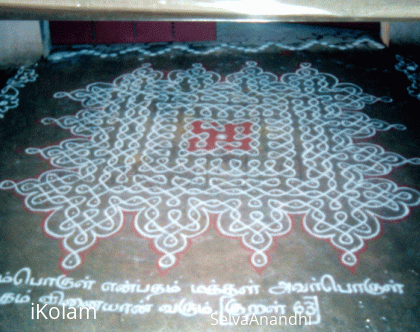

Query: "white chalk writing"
left=191, top=282, right=260, bottom=296
left=268, top=274, right=404, bottom=296
left=0, top=267, right=96, bottom=290
left=101, top=280, right=181, bottom=300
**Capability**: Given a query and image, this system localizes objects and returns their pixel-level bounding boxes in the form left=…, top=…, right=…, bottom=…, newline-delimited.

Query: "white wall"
left=0, top=20, right=44, bottom=67
left=390, top=22, right=420, bottom=45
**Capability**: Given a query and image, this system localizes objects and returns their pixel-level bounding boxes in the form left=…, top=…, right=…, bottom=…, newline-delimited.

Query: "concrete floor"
left=0, top=40, right=420, bottom=331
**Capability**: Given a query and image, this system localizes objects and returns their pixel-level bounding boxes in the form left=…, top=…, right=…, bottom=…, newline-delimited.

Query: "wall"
left=0, top=21, right=44, bottom=68
left=390, top=22, right=420, bottom=45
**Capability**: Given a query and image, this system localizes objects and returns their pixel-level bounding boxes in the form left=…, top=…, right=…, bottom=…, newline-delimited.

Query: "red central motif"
left=187, top=121, right=253, bottom=152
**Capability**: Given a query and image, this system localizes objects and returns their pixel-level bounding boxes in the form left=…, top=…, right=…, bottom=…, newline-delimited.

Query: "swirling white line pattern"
left=395, top=54, right=420, bottom=100
left=0, top=65, right=38, bottom=119
left=1, top=62, right=419, bottom=275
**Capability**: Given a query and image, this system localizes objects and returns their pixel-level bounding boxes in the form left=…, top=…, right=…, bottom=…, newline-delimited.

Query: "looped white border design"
left=47, top=37, right=385, bottom=63
left=0, top=65, right=38, bottom=119
left=395, top=54, right=420, bottom=100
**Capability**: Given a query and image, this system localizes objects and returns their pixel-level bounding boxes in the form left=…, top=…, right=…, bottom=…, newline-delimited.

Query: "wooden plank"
left=173, top=22, right=216, bottom=42
left=49, top=22, right=216, bottom=44
left=50, top=21, right=94, bottom=45
left=94, top=22, right=135, bottom=44
left=134, top=22, right=173, bottom=43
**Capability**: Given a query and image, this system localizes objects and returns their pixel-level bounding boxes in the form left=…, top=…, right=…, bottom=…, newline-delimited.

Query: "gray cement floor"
left=0, top=38, right=419, bottom=331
